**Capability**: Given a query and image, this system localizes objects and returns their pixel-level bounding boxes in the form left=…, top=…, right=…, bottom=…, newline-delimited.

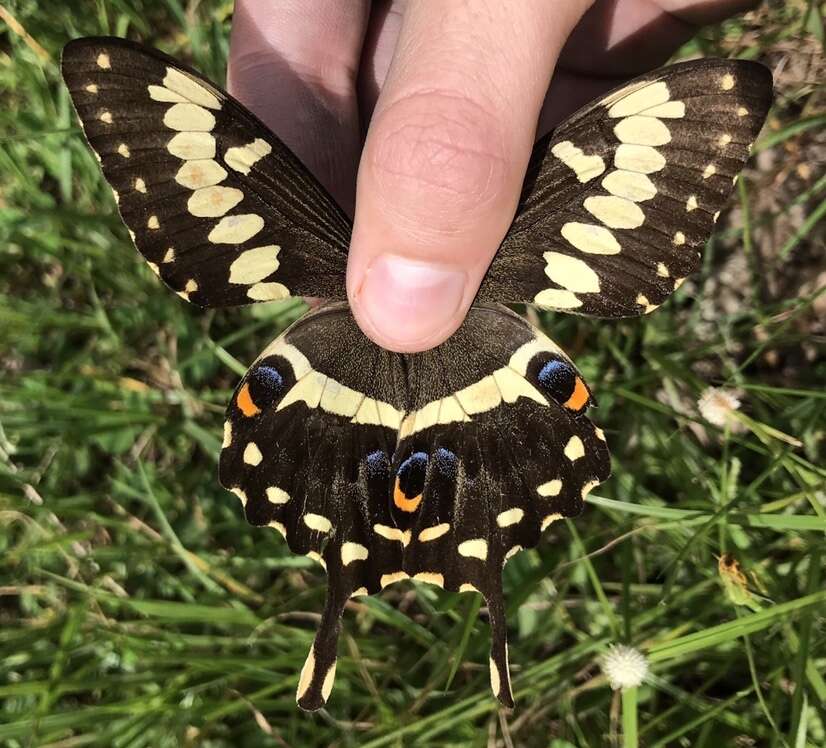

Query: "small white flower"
left=601, top=644, right=649, bottom=690
left=698, top=387, right=742, bottom=428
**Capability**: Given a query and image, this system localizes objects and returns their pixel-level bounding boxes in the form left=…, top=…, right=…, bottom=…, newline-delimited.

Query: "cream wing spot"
left=96, top=52, right=110, bottom=69
left=167, top=131, right=216, bottom=160
left=702, top=164, right=716, bottom=179
left=304, top=513, right=332, bottom=533
left=296, top=649, right=315, bottom=701
left=147, top=85, right=187, bottom=104
left=686, top=195, right=699, bottom=212
left=419, top=523, right=451, bottom=542
left=208, top=214, right=264, bottom=244
left=636, top=293, right=658, bottom=313
left=162, top=67, right=221, bottom=110
left=163, top=103, right=215, bottom=132
left=459, top=583, right=480, bottom=594
left=541, top=513, right=563, bottom=530
left=613, top=116, right=671, bottom=146
left=222, top=421, right=232, bottom=448
left=656, top=262, right=670, bottom=278
left=85, top=83, right=98, bottom=94
left=117, top=143, right=130, bottom=158
left=538, top=479, right=562, bottom=497
left=584, top=195, right=645, bottom=229
left=187, top=186, right=244, bottom=217
left=614, top=144, right=666, bottom=174
left=341, top=542, right=369, bottom=565
left=673, top=231, right=686, bottom=246
left=243, top=442, right=263, bottom=466
left=163, top=247, right=175, bottom=263
left=534, top=289, right=582, bottom=309
left=265, top=486, right=290, bottom=505
left=225, top=139, right=273, bottom=175
left=247, top=282, right=290, bottom=301
left=607, top=81, right=669, bottom=118
left=320, top=661, right=337, bottom=702
left=134, top=177, right=147, bottom=194
left=551, top=140, right=605, bottom=182
left=147, top=215, right=159, bottom=230
left=230, top=487, right=247, bottom=506
left=496, top=508, right=524, bottom=527
left=719, top=133, right=732, bottom=147
left=561, top=222, right=621, bottom=255
left=229, top=245, right=281, bottom=284
left=489, top=657, right=501, bottom=696
left=99, top=110, right=112, bottom=124
left=582, top=480, right=600, bottom=499
left=564, top=436, right=585, bottom=461
left=380, top=572, right=409, bottom=588
left=643, top=100, right=685, bottom=118
left=601, top=170, right=657, bottom=202
left=721, top=73, right=735, bottom=91
left=458, top=539, right=488, bottom=560
left=737, top=106, right=748, bottom=117
left=374, top=524, right=411, bottom=546
left=178, top=278, right=198, bottom=301
left=543, top=252, right=601, bottom=293
left=175, top=159, right=227, bottom=189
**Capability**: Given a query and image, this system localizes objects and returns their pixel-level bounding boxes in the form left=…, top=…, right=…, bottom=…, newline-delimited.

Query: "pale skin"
left=228, top=0, right=757, bottom=353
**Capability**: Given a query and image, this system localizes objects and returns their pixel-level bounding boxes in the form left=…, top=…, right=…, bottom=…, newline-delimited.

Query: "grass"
left=1, top=1, right=824, bottom=745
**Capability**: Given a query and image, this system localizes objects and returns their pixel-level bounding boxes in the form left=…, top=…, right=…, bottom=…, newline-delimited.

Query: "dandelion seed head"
left=698, top=387, right=742, bottom=428
left=601, top=644, right=649, bottom=690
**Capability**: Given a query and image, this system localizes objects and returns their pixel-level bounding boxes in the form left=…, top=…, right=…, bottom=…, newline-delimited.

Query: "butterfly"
left=61, top=36, right=772, bottom=711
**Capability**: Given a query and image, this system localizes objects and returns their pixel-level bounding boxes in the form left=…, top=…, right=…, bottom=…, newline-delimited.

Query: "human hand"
left=228, top=0, right=757, bottom=352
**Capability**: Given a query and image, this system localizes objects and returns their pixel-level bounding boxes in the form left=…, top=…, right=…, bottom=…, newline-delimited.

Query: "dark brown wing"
left=479, top=58, right=773, bottom=317
left=62, top=36, right=350, bottom=305
left=219, top=303, right=610, bottom=710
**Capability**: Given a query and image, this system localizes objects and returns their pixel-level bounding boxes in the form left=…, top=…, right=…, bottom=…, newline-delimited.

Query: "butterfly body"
left=61, top=36, right=772, bottom=711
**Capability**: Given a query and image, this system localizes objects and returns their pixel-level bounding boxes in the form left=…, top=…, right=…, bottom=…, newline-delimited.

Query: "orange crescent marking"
left=237, top=382, right=261, bottom=417
left=563, top=377, right=590, bottom=412
left=393, top=480, right=422, bottom=513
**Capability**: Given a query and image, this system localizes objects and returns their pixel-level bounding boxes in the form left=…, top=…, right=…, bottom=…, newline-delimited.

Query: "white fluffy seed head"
left=601, top=644, right=650, bottom=690
left=697, top=387, right=742, bottom=428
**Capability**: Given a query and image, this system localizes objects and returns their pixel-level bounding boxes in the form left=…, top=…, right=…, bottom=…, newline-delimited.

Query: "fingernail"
left=355, top=254, right=466, bottom=349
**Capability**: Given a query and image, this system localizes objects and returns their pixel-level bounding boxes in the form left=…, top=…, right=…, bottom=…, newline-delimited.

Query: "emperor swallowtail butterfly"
left=62, top=36, right=772, bottom=710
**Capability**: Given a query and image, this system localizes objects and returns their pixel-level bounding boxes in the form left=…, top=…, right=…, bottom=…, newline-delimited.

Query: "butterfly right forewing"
left=480, top=59, right=773, bottom=317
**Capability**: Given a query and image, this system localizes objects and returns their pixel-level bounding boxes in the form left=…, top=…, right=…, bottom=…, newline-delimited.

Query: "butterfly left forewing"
left=62, top=37, right=350, bottom=305
left=479, top=58, right=773, bottom=316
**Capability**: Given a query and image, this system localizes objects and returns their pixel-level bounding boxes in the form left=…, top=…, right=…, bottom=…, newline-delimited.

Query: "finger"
left=228, top=0, right=370, bottom=212
left=347, top=0, right=593, bottom=353
left=537, top=0, right=759, bottom=130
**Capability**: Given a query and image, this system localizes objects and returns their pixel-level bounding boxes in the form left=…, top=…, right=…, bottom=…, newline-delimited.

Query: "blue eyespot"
left=434, top=447, right=458, bottom=478
left=366, top=449, right=389, bottom=478
left=397, top=451, right=428, bottom=497
left=253, top=365, right=284, bottom=393
left=537, top=358, right=576, bottom=402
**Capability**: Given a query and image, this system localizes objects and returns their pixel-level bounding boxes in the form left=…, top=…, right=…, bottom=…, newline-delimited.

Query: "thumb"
left=347, top=0, right=592, bottom=353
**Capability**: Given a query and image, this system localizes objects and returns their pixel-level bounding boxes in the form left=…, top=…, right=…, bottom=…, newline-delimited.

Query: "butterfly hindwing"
left=479, top=58, right=773, bottom=316
left=219, top=303, right=610, bottom=709
left=61, top=36, right=350, bottom=305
